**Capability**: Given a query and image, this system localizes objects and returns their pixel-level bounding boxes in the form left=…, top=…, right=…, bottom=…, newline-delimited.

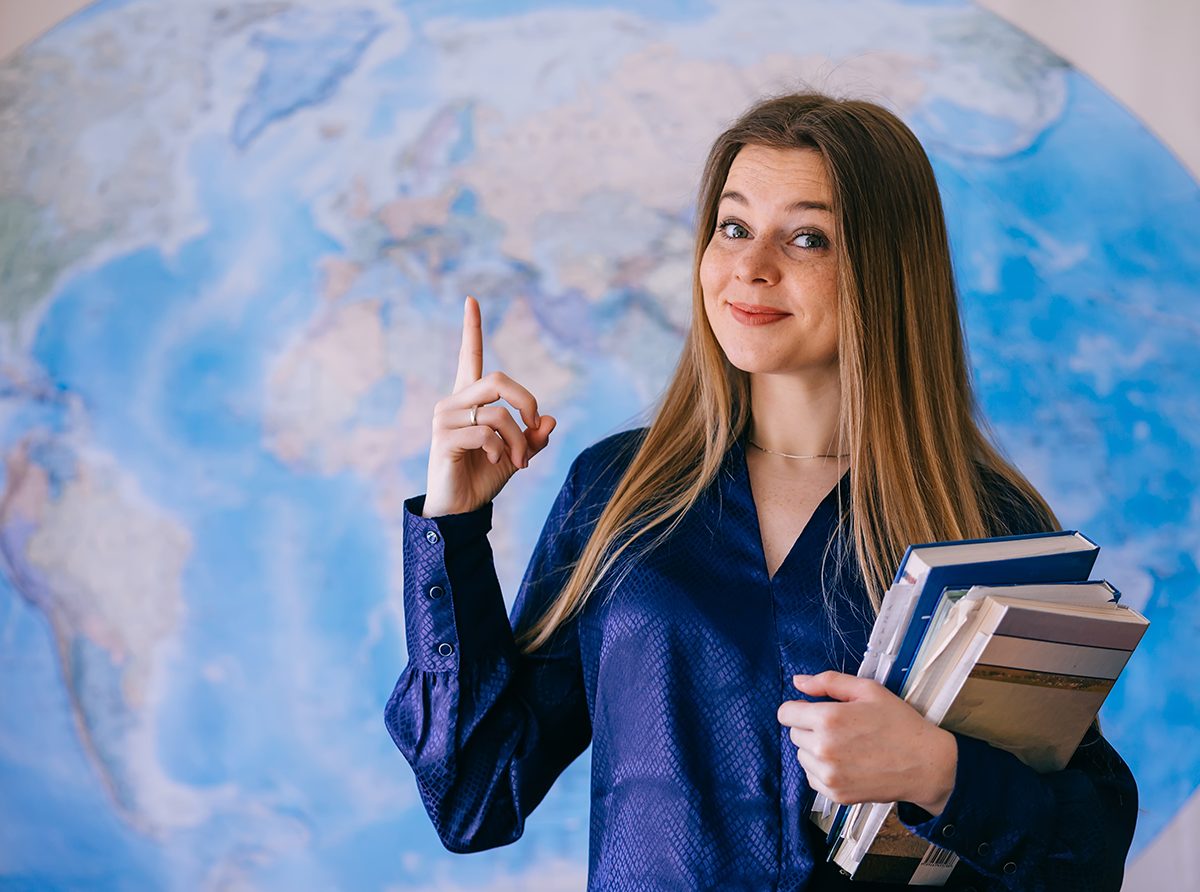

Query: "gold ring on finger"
left=469, top=405, right=478, bottom=426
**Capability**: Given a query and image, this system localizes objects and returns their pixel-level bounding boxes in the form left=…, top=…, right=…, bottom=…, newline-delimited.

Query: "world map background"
left=1, top=0, right=1199, bottom=889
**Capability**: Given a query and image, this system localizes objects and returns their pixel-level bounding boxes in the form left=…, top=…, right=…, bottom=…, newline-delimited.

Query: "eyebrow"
left=718, top=190, right=832, bottom=213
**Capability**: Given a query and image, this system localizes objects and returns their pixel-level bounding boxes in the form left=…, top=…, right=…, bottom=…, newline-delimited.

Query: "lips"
left=727, top=302, right=791, bottom=326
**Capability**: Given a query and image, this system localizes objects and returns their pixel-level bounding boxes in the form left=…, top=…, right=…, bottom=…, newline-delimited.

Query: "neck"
left=748, top=368, right=843, bottom=457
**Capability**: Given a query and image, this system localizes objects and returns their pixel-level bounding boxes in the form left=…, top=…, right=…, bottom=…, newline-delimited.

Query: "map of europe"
left=1, top=0, right=1198, bottom=888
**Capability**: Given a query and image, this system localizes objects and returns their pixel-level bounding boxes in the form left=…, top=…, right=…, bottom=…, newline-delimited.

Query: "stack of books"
left=812, top=530, right=1149, bottom=886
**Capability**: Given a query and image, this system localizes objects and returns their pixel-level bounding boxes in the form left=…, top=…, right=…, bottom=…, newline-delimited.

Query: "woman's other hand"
left=423, top=297, right=557, bottom=518
left=776, top=671, right=958, bottom=815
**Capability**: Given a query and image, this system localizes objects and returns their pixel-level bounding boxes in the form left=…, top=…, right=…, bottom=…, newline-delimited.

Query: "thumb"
left=793, top=671, right=881, bottom=703
left=527, top=414, right=557, bottom=454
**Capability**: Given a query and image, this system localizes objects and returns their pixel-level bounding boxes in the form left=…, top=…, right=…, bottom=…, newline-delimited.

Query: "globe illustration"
left=1, top=0, right=1197, bottom=888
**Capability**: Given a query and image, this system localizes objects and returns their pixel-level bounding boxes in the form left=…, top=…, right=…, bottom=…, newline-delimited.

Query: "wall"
left=969, top=4, right=1200, bottom=886
left=2, top=1, right=1197, bottom=888
left=5, top=1, right=1199, bottom=182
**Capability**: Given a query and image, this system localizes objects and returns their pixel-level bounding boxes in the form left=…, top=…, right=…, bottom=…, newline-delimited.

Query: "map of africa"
left=1, top=0, right=1198, bottom=888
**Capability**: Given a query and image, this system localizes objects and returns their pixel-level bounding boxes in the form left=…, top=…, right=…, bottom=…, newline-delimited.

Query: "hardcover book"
left=826, top=585, right=1148, bottom=885
left=816, top=532, right=1102, bottom=853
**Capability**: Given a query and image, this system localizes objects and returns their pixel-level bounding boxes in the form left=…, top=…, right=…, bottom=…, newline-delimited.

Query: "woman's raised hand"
left=422, top=297, right=557, bottom=518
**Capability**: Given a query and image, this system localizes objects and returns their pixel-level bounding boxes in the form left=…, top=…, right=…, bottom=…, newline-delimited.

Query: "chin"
left=708, top=316, right=838, bottom=378
left=723, top=352, right=781, bottom=376
left=718, top=341, right=839, bottom=379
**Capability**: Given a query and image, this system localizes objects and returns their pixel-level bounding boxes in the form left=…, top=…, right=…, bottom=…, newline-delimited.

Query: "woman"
left=385, top=94, right=1136, bottom=890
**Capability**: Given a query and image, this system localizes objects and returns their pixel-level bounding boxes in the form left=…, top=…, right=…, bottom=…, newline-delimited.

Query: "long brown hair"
left=518, top=93, right=1055, bottom=652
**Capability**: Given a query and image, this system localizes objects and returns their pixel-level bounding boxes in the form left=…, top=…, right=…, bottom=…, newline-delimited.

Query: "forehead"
left=721, top=145, right=832, bottom=205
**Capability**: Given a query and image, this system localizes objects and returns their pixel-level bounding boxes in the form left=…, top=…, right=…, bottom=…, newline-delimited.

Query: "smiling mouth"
left=728, top=302, right=791, bottom=326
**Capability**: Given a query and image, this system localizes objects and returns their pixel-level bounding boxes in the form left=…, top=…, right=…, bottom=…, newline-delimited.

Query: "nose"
left=733, top=238, right=781, bottom=286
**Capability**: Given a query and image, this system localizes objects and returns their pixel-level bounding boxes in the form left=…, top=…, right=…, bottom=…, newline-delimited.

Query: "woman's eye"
left=719, top=222, right=750, bottom=239
left=793, top=232, right=827, bottom=249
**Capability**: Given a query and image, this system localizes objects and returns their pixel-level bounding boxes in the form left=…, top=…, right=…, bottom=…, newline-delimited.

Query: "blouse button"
left=941, top=824, right=956, bottom=839
left=977, top=842, right=991, bottom=856
left=1003, top=862, right=1017, bottom=875
left=425, top=530, right=440, bottom=544
left=437, top=642, right=454, bottom=656
left=428, top=585, right=445, bottom=600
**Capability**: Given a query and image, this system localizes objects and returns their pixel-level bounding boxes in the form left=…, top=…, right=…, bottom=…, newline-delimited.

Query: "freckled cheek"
left=801, top=269, right=840, bottom=328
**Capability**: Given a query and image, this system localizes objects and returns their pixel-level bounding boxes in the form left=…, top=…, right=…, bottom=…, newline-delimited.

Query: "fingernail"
left=533, top=413, right=541, bottom=426
left=793, top=674, right=810, bottom=686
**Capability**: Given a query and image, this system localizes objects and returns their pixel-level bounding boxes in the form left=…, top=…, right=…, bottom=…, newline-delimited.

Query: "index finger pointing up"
left=453, top=296, right=484, bottom=394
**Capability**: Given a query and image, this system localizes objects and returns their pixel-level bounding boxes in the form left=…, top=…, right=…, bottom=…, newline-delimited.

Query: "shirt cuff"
left=402, top=496, right=514, bottom=671
left=898, top=733, right=1054, bottom=885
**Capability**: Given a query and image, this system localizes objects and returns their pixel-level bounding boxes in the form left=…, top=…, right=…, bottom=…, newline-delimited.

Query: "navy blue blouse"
left=385, top=431, right=1136, bottom=890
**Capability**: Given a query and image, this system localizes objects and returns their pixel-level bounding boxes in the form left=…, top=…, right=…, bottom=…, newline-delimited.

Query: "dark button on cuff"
left=425, top=529, right=440, bottom=544
left=428, top=585, right=445, bottom=600
left=1003, top=862, right=1017, bottom=875
left=437, top=642, right=454, bottom=656
left=977, top=842, right=991, bottom=856
left=941, top=824, right=956, bottom=839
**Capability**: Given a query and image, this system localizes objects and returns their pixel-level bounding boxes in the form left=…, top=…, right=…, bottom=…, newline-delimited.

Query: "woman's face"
left=700, top=145, right=840, bottom=380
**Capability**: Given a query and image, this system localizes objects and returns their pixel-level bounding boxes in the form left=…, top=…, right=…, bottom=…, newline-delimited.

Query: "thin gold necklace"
left=747, top=440, right=850, bottom=460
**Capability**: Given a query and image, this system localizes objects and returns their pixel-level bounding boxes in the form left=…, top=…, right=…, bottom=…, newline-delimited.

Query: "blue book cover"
left=880, top=530, right=1100, bottom=695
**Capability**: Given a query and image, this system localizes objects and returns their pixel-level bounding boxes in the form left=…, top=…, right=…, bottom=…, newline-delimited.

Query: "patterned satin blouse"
left=385, top=431, right=1136, bottom=890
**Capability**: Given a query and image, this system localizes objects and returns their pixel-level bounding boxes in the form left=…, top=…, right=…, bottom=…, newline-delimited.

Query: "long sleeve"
left=383, top=465, right=593, bottom=853
left=896, top=694, right=1137, bottom=891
